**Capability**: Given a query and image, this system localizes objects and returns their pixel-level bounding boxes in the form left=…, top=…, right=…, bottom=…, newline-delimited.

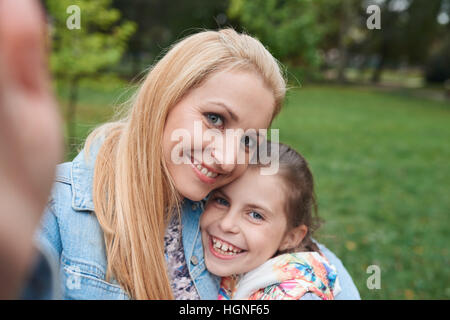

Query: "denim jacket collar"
left=70, top=141, right=102, bottom=212
left=181, top=198, right=221, bottom=299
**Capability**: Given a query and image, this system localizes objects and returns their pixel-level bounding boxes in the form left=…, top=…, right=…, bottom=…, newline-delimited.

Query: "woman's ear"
left=278, top=224, right=308, bottom=252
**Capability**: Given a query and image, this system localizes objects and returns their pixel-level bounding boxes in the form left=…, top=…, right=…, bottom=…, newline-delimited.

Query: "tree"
left=361, top=0, right=444, bottom=83
left=113, top=0, right=230, bottom=76
left=228, top=0, right=323, bottom=79
left=45, top=0, right=136, bottom=151
left=314, top=0, right=363, bottom=83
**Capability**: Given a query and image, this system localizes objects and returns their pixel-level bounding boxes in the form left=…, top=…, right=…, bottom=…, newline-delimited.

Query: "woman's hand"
left=0, top=0, right=63, bottom=298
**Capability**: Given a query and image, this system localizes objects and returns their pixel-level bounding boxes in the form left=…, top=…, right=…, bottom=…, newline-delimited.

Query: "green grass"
left=272, top=85, right=450, bottom=299
left=57, top=81, right=450, bottom=300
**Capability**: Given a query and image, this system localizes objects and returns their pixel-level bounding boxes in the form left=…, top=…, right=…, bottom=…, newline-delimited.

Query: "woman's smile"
left=190, top=156, right=221, bottom=184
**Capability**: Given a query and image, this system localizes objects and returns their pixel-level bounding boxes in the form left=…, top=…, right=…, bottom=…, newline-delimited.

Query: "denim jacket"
left=26, top=142, right=360, bottom=300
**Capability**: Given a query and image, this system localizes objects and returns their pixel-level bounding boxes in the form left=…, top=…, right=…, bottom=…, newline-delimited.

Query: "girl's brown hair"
left=257, top=142, right=322, bottom=253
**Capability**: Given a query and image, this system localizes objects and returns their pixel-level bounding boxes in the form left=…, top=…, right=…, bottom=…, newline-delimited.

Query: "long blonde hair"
left=84, top=28, right=286, bottom=299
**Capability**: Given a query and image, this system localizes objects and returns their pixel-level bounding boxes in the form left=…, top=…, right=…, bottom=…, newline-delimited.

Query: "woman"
left=0, top=1, right=360, bottom=300
left=38, top=27, right=286, bottom=300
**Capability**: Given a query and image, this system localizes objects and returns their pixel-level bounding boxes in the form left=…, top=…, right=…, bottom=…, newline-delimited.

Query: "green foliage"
left=112, top=0, right=230, bottom=74
left=46, top=0, right=136, bottom=79
left=228, top=0, right=322, bottom=68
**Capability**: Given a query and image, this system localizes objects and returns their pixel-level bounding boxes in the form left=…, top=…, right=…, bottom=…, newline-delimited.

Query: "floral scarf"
left=218, top=251, right=341, bottom=300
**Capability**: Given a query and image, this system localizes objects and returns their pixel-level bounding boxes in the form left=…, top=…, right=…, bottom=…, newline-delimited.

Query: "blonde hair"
left=84, top=28, right=286, bottom=299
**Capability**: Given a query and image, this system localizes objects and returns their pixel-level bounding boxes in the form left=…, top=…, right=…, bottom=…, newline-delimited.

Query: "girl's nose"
left=218, top=210, right=240, bottom=234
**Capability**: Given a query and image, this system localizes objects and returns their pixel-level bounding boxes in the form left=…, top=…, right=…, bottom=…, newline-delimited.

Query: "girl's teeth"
left=212, top=237, right=242, bottom=255
left=201, top=168, right=208, bottom=175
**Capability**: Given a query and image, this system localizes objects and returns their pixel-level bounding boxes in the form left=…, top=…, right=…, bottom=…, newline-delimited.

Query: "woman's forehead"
left=193, top=70, right=275, bottom=128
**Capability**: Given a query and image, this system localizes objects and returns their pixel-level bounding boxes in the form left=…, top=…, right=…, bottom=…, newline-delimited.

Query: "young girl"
left=200, top=142, right=341, bottom=300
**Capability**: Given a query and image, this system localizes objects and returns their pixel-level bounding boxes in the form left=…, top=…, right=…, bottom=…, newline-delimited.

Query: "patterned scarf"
left=218, top=251, right=341, bottom=300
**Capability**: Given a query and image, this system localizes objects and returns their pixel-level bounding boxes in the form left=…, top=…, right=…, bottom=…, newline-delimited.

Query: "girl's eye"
left=205, top=113, right=224, bottom=128
left=248, top=211, right=264, bottom=221
left=214, top=197, right=229, bottom=207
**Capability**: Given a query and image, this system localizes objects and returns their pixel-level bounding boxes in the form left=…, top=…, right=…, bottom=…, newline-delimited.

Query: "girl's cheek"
left=201, top=208, right=217, bottom=226
left=200, top=209, right=212, bottom=227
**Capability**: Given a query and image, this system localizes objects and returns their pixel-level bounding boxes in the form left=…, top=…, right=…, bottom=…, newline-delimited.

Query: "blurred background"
left=41, top=0, right=449, bottom=299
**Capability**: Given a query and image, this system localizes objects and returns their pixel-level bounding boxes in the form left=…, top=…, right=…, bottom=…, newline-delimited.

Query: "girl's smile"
left=207, top=234, right=247, bottom=260
left=200, top=168, right=298, bottom=277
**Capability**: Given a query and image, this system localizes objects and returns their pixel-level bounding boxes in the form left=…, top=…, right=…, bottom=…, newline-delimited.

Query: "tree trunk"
left=357, top=56, right=368, bottom=83
left=66, top=77, right=79, bottom=154
left=371, top=54, right=385, bottom=84
left=337, top=1, right=352, bottom=83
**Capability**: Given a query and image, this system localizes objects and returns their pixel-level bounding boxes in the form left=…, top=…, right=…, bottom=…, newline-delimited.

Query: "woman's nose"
left=213, top=148, right=237, bottom=173
left=210, top=135, right=240, bottom=173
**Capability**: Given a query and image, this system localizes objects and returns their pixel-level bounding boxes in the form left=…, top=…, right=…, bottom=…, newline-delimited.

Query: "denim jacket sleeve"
left=21, top=166, right=66, bottom=299
left=316, top=242, right=361, bottom=300
left=20, top=230, right=61, bottom=299
left=21, top=146, right=129, bottom=300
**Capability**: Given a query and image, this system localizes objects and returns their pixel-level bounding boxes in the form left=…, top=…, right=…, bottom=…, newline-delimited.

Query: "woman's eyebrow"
left=207, top=100, right=239, bottom=122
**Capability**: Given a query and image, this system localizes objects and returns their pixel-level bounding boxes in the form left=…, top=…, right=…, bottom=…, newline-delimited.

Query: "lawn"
left=56, top=80, right=450, bottom=299
left=272, top=85, right=450, bottom=299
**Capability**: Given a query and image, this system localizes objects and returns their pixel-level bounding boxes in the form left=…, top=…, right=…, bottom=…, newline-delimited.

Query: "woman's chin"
left=168, top=168, right=212, bottom=202
left=184, top=194, right=206, bottom=202
left=179, top=186, right=209, bottom=202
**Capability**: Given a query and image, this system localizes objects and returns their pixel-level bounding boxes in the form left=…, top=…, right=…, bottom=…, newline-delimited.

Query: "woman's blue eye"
left=241, top=134, right=256, bottom=150
left=249, top=211, right=263, bottom=221
left=205, top=113, right=224, bottom=127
